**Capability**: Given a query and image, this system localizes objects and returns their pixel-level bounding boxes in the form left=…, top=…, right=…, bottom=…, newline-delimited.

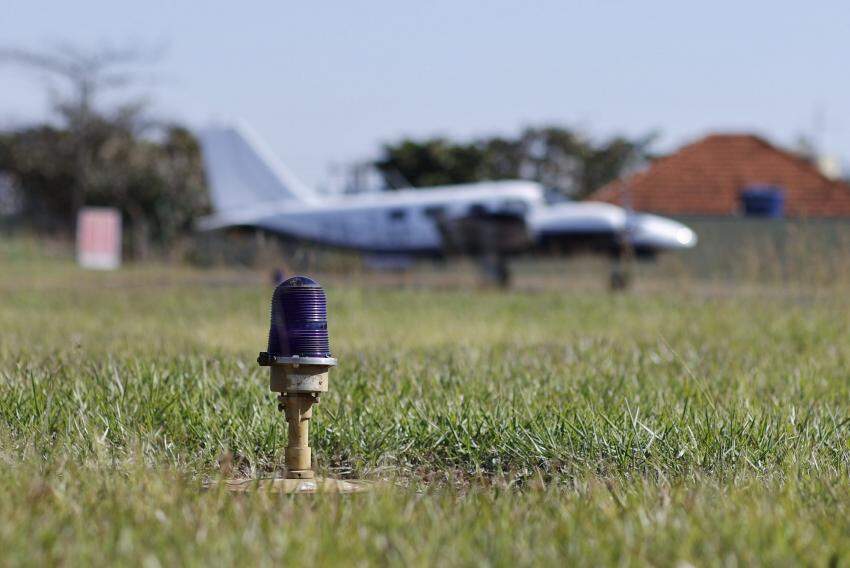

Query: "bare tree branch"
left=0, top=42, right=164, bottom=227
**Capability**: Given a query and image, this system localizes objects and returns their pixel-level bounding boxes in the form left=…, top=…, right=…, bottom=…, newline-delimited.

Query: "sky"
left=2, top=0, right=849, bottom=189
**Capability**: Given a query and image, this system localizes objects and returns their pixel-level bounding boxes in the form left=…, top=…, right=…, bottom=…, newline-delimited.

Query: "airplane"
left=197, top=123, right=697, bottom=288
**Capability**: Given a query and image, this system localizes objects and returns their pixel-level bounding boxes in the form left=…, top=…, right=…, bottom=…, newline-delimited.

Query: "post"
left=265, top=360, right=333, bottom=479
left=282, top=393, right=316, bottom=478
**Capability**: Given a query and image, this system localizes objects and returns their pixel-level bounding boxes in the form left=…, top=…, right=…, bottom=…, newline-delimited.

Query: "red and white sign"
left=76, top=207, right=122, bottom=270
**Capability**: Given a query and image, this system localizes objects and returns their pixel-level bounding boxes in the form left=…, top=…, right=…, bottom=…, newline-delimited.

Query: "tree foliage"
left=0, top=44, right=208, bottom=257
left=0, top=119, right=208, bottom=256
left=375, top=127, right=655, bottom=198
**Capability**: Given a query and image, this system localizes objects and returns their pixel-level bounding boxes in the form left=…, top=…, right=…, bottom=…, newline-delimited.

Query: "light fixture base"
left=209, top=477, right=372, bottom=494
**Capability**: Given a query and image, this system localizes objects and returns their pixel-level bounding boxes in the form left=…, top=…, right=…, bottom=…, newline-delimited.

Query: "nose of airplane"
left=630, top=214, right=698, bottom=250
left=674, top=224, right=697, bottom=248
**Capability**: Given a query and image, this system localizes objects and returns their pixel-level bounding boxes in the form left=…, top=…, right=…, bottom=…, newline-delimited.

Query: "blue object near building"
left=740, top=185, right=785, bottom=218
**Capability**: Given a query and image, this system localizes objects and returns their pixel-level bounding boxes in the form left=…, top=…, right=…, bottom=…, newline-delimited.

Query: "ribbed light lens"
left=267, top=276, right=331, bottom=357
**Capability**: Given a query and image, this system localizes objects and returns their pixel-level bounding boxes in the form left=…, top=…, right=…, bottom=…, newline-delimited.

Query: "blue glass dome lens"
left=267, top=276, right=331, bottom=358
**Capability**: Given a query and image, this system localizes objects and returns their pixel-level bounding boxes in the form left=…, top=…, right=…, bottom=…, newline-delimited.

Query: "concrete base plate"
left=209, top=477, right=372, bottom=494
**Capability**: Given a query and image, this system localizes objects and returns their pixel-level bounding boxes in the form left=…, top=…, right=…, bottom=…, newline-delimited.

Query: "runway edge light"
left=214, top=276, right=369, bottom=494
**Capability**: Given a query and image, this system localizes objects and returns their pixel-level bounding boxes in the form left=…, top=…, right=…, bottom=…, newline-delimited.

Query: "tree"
left=374, top=127, right=655, bottom=199
left=375, top=138, right=486, bottom=188
left=515, top=127, right=586, bottom=195
left=0, top=126, right=75, bottom=232
left=0, top=44, right=160, bottom=227
left=0, top=44, right=209, bottom=256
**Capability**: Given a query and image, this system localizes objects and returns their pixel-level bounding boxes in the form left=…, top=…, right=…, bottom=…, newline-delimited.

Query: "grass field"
left=2, top=239, right=850, bottom=565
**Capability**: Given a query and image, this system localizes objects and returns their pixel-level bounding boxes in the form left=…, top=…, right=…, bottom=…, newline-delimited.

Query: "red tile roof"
left=588, top=134, right=850, bottom=217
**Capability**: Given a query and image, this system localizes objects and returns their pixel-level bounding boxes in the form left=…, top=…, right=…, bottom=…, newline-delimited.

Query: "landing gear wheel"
left=609, top=265, right=632, bottom=291
left=480, top=254, right=511, bottom=288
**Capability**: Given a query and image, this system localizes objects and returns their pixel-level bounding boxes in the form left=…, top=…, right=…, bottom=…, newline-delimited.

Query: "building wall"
left=663, top=216, right=850, bottom=283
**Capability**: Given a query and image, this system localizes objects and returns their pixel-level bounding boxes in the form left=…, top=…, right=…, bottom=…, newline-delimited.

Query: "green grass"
left=2, top=241, right=850, bottom=565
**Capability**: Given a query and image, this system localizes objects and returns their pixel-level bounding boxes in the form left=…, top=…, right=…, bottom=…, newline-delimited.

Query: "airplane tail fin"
left=198, top=122, right=316, bottom=219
